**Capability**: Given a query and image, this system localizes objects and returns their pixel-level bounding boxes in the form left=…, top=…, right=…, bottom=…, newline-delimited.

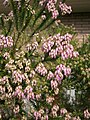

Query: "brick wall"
left=61, top=12, right=90, bottom=34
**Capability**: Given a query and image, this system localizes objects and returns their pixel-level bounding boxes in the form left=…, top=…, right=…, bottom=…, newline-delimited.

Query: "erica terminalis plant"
left=0, top=33, right=79, bottom=119
left=0, top=0, right=72, bottom=50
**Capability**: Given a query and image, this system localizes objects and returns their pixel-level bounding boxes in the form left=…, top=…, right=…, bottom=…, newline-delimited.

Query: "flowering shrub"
left=0, top=0, right=90, bottom=120
left=0, top=32, right=79, bottom=119
left=0, top=35, right=13, bottom=48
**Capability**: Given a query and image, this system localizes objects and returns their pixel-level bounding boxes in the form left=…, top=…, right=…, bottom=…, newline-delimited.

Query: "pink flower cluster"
left=36, top=93, right=41, bottom=100
left=34, top=111, right=42, bottom=120
left=35, top=63, right=48, bottom=76
left=39, top=0, right=59, bottom=19
left=46, top=96, right=55, bottom=104
left=24, top=85, right=35, bottom=100
left=3, top=52, right=10, bottom=60
left=34, top=110, right=48, bottom=120
left=0, top=76, right=8, bottom=85
left=13, top=85, right=35, bottom=100
left=59, top=2, right=72, bottom=15
left=25, top=41, right=38, bottom=51
left=0, top=76, right=13, bottom=101
left=42, top=33, right=79, bottom=60
left=72, top=116, right=81, bottom=120
left=51, top=105, right=59, bottom=117
left=47, top=64, right=71, bottom=95
left=39, top=1, right=72, bottom=19
left=49, top=64, right=71, bottom=93
left=47, top=0, right=59, bottom=19
left=13, top=86, right=25, bottom=99
left=51, top=80, right=58, bottom=89
left=60, top=108, right=67, bottom=115
left=0, top=35, right=13, bottom=49
left=56, top=64, right=71, bottom=77
left=60, top=108, right=81, bottom=120
left=42, top=37, right=54, bottom=52
left=84, top=109, right=90, bottom=119
left=12, top=70, right=25, bottom=84
left=0, top=85, right=5, bottom=94
left=47, top=71, right=54, bottom=80
left=13, top=84, right=42, bottom=101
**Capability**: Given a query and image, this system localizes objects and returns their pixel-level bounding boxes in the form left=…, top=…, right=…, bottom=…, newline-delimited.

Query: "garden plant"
left=0, top=0, right=90, bottom=120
